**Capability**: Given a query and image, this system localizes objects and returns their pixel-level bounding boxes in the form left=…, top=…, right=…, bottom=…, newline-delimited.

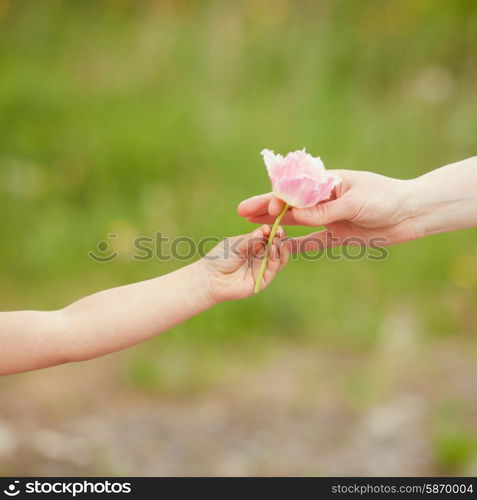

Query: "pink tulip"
left=253, top=148, right=340, bottom=293
left=261, top=148, right=340, bottom=208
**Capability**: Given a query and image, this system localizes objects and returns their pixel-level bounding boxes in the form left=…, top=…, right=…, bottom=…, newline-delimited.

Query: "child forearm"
left=0, top=310, right=66, bottom=375
left=61, top=261, right=213, bottom=362
left=0, top=226, right=288, bottom=376
left=0, top=262, right=214, bottom=375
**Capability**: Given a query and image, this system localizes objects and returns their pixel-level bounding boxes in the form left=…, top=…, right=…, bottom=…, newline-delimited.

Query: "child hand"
left=200, top=225, right=290, bottom=303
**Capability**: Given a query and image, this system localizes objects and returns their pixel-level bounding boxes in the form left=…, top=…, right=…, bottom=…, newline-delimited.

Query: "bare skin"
left=238, top=156, right=477, bottom=250
left=0, top=225, right=290, bottom=376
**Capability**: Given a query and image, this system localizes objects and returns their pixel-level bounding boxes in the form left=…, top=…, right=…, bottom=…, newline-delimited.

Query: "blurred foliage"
left=432, top=400, right=477, bottom=473
left=0, top=0, right=477, bottom=475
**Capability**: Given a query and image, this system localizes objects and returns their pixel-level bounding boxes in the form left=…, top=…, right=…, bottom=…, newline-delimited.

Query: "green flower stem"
left=253, top=203, right=289, bottom=294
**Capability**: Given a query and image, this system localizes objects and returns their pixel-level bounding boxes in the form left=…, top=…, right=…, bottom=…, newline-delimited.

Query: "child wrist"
left=192, top=260, right=221, bottom=308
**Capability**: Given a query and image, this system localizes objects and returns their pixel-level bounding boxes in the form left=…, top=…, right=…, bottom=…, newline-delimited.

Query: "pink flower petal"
left=261, top=149, right=284, bottom=177
left=262, top=148, right=340, bottom=208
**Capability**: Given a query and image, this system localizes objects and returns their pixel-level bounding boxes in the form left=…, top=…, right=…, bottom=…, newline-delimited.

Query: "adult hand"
left=237, top=170, right=422, bottom=250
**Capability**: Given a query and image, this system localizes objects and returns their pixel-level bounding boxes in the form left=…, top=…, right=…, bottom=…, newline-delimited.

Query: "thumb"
left=292, top=196, right=353, bottom=226
left=268, top=195, right=286, bottom=216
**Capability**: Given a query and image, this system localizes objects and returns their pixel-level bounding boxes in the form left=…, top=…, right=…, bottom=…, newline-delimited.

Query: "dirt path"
left=1, top=341, right=476, bottom=476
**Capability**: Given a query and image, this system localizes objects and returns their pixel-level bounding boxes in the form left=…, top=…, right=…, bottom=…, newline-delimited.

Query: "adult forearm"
left=407, top=156, right=477, bottom=237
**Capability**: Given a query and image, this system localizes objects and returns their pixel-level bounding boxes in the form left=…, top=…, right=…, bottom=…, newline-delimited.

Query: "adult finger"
left=287, top=230, right=344, bottom=253
left=268, top=196, right=286, bottom=216
left=291, top=195, right=355, bottom=227
left=247, top=212, right=299, bottom=225
left=237, top=193, right=273, bottom=218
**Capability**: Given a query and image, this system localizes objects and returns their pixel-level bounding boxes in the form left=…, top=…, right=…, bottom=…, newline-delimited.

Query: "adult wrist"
left=399, top=177, right=429, bottom=239
left=402, top=172, right=477, bottom=238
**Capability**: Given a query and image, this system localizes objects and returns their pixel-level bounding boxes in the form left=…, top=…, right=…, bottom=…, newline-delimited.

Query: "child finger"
left=262, top=244, right=280, bottom=286
left=232, top=226, right=268, bottom=256
left=269, top=241, right=281, bottom=269
left=278, top=240, right=291, bottom=271
left=259, top=224, right=272, bottom=239
left=275, top=225, right=286, bottom=240
left=270, top=239, right=280, bottom=263
left=251, top=225, right=271, bottom=254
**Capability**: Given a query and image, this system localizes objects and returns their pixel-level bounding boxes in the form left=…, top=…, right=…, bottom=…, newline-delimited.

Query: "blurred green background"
left=1, top=0, right=477, bottom=476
